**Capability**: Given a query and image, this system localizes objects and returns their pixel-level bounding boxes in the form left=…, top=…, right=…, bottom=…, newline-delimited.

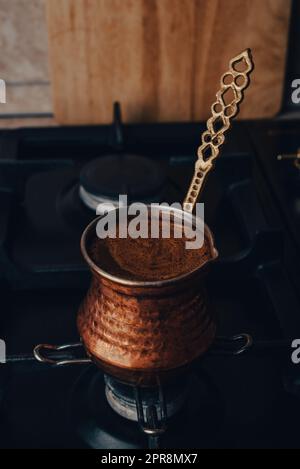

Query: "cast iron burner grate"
left=69, top=366, right=224, bottom=449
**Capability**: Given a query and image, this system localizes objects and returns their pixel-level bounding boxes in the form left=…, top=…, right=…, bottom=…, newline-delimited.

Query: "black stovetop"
left=0, top=114, right=299, bottom=449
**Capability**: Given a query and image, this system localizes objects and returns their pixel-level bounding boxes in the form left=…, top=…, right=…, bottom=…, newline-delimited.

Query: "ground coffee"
left=88, top=211, right=211, bottom=282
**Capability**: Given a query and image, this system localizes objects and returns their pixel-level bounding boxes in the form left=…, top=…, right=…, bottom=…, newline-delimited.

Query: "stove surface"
left=0, top=116, right=299, bottom=449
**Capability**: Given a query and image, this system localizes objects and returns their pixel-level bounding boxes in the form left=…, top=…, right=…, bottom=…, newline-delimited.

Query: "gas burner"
left=69, top=367, right=223, bottom=449
left=79, top=154, right=167, bottom=212
left=104, top=374, right=187, bottom=423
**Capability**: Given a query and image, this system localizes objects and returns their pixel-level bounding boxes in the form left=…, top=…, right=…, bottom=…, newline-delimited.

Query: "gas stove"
left=0, top=107, right=299, bottom=449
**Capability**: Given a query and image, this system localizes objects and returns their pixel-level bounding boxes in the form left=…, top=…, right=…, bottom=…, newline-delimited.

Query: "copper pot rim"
left=81, top=206, right=219, bottom=288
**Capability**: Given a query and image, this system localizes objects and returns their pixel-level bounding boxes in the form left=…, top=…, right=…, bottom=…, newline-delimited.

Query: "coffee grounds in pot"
left=88, top=213, right=212, bottom=282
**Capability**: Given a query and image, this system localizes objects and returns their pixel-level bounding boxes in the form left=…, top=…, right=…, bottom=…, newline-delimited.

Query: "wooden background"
left=46, top=0, right=291, bottom=124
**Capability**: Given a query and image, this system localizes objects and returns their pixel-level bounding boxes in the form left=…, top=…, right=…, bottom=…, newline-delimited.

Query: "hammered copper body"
left=77, top=210, right=218, bottom=386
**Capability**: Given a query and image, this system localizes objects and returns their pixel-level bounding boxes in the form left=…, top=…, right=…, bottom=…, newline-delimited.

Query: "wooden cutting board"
left=46, top=0, right=291, bottom=124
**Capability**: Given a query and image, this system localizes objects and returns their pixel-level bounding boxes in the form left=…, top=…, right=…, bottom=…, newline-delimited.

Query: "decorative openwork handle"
left=183, top=49, right=254, bottom=213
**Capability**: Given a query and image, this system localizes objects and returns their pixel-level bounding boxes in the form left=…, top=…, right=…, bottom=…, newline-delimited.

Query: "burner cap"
left=80, top=154, right=166, bottom=200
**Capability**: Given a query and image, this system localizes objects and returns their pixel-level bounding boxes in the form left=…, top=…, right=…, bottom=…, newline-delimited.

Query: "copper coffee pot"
left=76, top=49, right=254, bottom=385
left=77, top=208, right=218, bottom=386
left=33, top=49, right=254, bottom=388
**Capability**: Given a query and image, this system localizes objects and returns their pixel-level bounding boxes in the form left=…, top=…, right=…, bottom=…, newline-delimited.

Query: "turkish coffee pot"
left=34, top=50, right=254, bottom=386
left=77, top=208, right=218, bottom=385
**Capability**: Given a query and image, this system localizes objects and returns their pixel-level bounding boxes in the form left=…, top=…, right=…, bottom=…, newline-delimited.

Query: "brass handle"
left=183, top=49, right=254, bottom=213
